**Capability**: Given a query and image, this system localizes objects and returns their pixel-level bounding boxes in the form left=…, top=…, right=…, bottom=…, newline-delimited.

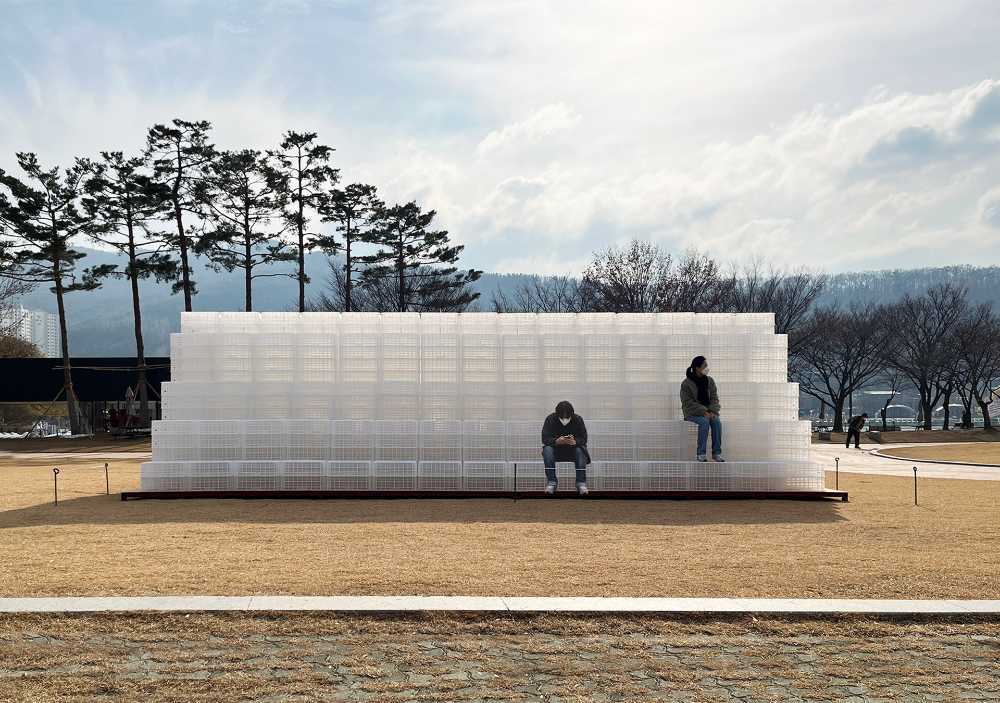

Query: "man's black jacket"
left=541, top=412, right=592, bottom=464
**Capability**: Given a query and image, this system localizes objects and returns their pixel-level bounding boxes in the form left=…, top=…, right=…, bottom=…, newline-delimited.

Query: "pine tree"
left=360, top=201, right=481, bottom=312
left=319, top=183, right=381, bottom=312
left=145, top=119, right=216, bottom=312
left=0, top=153, right=113, bottom=434
left=81, top=151, right=177, bottom=425
left=268, top=131, right=339, bottom=312
left=193, top=149, right=296, bottom=311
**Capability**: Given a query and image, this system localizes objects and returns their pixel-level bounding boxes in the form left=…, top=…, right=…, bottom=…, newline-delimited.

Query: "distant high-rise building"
left=1, top=305, right=60, bottom=357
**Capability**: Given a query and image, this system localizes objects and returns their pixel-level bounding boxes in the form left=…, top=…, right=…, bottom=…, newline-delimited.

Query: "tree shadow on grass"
left=0, top=492, right=847, bottom=529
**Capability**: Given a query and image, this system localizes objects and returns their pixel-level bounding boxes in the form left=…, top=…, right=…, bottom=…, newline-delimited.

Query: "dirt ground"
left=877, top=443, right=1000, bottom=465
left=1, top=613, right=998, bottom=702
left=2, top=454, right=999, bottom=600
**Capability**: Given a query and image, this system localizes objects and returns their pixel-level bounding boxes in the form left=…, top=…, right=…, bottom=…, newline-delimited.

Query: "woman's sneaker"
left=544, top=482, right=557, bottom=495
left=713, top=455, right=725, bottom=462
left=576, top=482, right=589, bottom=496
left=696, top=455, right=708, bottom=462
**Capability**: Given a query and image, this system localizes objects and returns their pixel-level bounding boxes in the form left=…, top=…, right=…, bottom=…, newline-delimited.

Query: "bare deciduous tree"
left=882, top=284, right=969, bottom=431
left=492, top=276, right=582, bottom=313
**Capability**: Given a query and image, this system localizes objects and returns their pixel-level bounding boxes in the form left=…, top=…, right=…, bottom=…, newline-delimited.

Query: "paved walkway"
left=0, top=451, right=151, bottom=460
left=811, top=442, right=1000, bottom=480
left=1, top=596, right=998, bottom=614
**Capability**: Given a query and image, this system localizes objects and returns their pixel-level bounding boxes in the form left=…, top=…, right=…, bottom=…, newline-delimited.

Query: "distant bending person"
left=845, top=413, right=868, bottom=449
left=680, top=355, right=724, bottom=462
left=541, top=400, right=591, bottom=495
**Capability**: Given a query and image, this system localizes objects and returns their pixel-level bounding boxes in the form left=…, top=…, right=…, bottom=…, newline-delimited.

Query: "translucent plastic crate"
left=293, top=391, right=336, bottom=420
left=582, top=334, right=622, bottom=384
left=503, top=384, right=555, bottom=424
left=252, top=335, right=295, bottom=383
left=378, top=383, right=421, bottom=421
left=689, top=463, right=732, bottom=491
left=581, top=392, right=630, bottom=421
left=283, top=461, right=326, bottom=490
left=152, top=420, right=201, bottom=461
left=140, top=462, right=191, bottom=491
left=502, top=335, right=542, bottom=384
left=420, top=386, right=461, bottom=422
left=418, top=461, right=463, bottom=490
left=541, top=336, right=581, bottom=384
left=244, top=420, right=289, bottom=461
left=188, top=461, right=234, bottom=491
left=331, top=420, right=373, bottom=461
left=510, top=461, right=547, bottom=492
left=506, top=421, right=541, bottom=462
left=288, top=419, right=332, bottom=460
left=463, top=420, right=506, bottom=461
left=588, top=421, right=636, bottom=461
left=339, top=333, right=379, bottom=383
left=460, top=384, right=503, bottom=421
left=463, top=461, right=512, bottom=491
left=372, top=461, right=417, bottom=490
left=421, top=335, right=460, bottom=383
left=646, top=461, right=690, bottom=491
left=595, top=461, right=644, bottom=491
left=296, top=338, right=337, bottom=383
left=381, top=334, right=420, bottom=383
left=419, top=421, right=462, bottom=461
left=634, top=422, right=691, bottom=461
left=730, top=462, right=773, bottom=492
left=461, top=334, right=501, bottom=384
left=197, top=420, right=244, bottom=461
left=331, top=386, right=377, bottom=420
left=327, top=461, right=370, bottom=490
left=374, top=421, right=419, bottom=461
left=235, top=460, right=282, bottom=490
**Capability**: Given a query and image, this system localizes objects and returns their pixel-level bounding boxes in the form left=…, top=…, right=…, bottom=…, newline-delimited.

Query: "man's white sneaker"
left=713, top=455, right=725, bottom=462
left=696, top=455, right=708, bottom=462
left=576, top=482, right=589, bottom=496
left=544, top=482, right=557, bottom=495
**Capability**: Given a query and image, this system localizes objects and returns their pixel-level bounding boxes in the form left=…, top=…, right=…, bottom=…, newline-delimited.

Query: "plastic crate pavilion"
left=140, top=312, right=824, bottom=494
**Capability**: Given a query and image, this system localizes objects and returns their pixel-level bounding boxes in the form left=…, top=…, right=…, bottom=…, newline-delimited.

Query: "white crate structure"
left=142, top=312, right=822, bottom=492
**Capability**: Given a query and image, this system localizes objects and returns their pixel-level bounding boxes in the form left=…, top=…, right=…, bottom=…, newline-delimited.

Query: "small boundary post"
left=913, top=466, right=918, bottom=506
left=105, top=462, right=110, bottom=495
left=52, top=467, right=60, bottom=506
left=835, top=457, right=840, bottom=490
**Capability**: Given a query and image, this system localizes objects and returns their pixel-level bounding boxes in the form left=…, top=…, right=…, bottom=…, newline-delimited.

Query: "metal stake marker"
left=835, top=457, right=840, bottom=490
left=913, top=466, right=918, bottom=506
left=105, top=463, right=110, bottom=495
left=52, top=467, right=60, bottom=506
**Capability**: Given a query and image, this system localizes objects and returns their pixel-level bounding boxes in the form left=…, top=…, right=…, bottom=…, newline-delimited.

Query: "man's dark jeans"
left=542, top=444, right=587, bottom=485
left=846, top=428, right=861, bottom=448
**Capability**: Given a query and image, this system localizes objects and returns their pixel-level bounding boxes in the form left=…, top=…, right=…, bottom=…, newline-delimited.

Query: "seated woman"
left=680, top=355, right=724, bottom=463
left=541, top=400, right=591, bottom=495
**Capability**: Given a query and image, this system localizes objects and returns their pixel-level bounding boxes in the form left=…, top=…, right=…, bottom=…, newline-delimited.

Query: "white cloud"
left=475, top=103, right=581, bottom=156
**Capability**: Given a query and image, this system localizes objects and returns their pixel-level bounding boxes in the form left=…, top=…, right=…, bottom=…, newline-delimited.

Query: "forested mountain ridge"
left=13, top=247, right=1000, bottom=356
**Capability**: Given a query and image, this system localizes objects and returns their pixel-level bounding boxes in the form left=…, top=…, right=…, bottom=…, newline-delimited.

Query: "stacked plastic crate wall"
left=142, top=312, right=821, bottom=492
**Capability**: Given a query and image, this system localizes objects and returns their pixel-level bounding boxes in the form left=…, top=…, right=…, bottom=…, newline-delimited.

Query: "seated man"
left=541, top=400, right=591, bottom=496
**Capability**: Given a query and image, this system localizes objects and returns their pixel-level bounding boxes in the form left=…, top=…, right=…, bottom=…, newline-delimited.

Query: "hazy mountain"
left=14, top=247, right=1000, bottom=356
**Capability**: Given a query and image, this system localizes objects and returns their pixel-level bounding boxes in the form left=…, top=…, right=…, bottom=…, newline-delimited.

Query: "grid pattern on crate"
left=141, top=459, right=824, bottom=492
left=147, top=312, right=819, bottom=492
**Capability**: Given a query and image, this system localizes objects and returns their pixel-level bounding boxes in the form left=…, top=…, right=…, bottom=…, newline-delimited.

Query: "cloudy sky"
left=2, top=0, right=1000, bottom=275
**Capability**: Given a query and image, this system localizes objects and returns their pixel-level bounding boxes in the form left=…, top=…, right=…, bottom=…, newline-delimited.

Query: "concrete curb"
left=0, top=596, right=998, bottom=615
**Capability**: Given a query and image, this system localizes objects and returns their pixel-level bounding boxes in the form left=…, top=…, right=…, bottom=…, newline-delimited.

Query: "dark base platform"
left=122, top=489, right=848, bottom=502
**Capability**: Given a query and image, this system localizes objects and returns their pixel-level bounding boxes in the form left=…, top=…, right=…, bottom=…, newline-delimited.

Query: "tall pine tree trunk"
left=173, top=199, right=193, bottom=312
left=127, top=236, right=150, bottom=427
left=345, top=236, right=353, bottom=313
left=245, top=234, right=253, bottom=312
left=53, top=269, right=83, bottom=434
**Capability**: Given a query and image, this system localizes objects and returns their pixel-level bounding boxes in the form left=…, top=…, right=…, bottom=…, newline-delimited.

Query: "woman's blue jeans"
left=542, top=445, right=588, bottom=484
left=685, top=415, right=722, bottom=457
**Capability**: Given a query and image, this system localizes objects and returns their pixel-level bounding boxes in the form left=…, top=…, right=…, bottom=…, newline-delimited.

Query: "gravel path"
left=1, top=614, right=998, bottom=702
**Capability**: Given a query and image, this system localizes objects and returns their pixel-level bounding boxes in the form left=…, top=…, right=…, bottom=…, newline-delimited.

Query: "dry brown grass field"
left=878, top=443, right=1000, bottom=464
left=2, top=452, right=999, bottom=599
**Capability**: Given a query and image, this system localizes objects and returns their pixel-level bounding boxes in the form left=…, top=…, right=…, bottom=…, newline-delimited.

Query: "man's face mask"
left=559, top=416, right=571, bottom=426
